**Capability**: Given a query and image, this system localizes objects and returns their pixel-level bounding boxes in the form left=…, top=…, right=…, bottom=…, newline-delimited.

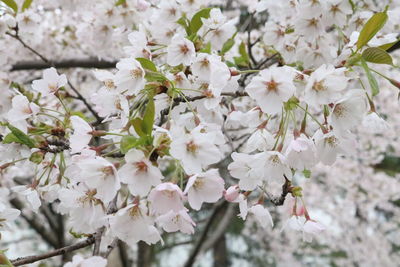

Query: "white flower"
left=109, top=204, right=162, bottom=247
left=170, top=127, right=223, bottom=175
left=328, top=89, right=368, bottom=136
left=118, top=149, right=163, bottom=196
left=0, top=206, right=20, bottom=231
left=7, top=95, right=39, bottom=122
left=228, top=152, right=265, bottom=191
left=32, top=67, right=67, bottom=96
left=70, top=116, right=93, bottom=154
left=184, top=169, right=225, bottom=210
left=248, top=204, right=274, bottom=228
left=12, top=185, right=41, bottom=212
left=64, top=255, right=107, bottom=267
left=282, top=215, right=326, bottom=242
left=263, top=151, right=292, bottom=180
left=313, top=130, right=354, bottom=165
left=243, top=128, right=275, bottom=153
left=201, top=8, right=226, bottom=30
left=167, top=35, right=196, bottom=66
left=246, top=66, right=296, bottom=114
left=304, top=64, right=349, bottom=107
left=124, top=31, right=150, bottom=58
left=58, top=184, right=107, bottom=233
left=148, top=183, right=185, bottom=215
left=285, top=135, right=317, bottom=170
left=362, top=112, right=389, bottom=133
left=191, top=53, right=231, bottom=89
left=156, top=210, right=196, bottom=234
left=114, top=58, right=146, bottom=95
left=73, top=156, right=120, bottom=203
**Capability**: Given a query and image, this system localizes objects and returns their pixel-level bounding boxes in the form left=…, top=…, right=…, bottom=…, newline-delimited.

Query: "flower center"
left=333, top=104, right=346, bottom=117
left=186, top=141, right=199, bottom=154
left=312, top=81, right=326, bottom=92
left=265, top=80, right=279, bottom=92
left=134, top=161, right=148, bottom=172
left=104, top=79, right=115, bottom=89
left=180, top=44, right=190, bottom=55
left=193, top=179, right=205, bottom=189
left=131, top=68, right=143, bottom=79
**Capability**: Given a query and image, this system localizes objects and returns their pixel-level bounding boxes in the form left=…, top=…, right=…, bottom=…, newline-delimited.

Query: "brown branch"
left=11, top=59, right=117, bottom=71
left=184, top=201, right=228, bottom=267
left=267, top=176, right=292, bottom=206
left=10, top=237, right=95, bottom=266
left=158, top=91, right=248, bottom=126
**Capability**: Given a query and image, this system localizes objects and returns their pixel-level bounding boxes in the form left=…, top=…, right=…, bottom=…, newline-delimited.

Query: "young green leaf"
left=1, top=0, right=18, bottom=13
left=189, top=8, right=211, bottom=35
left=136, top=57, right=157, bottom=72
left=360, top=58, right=380, bottom=96
left=177, top=16, right=190, bottom=35
left=356, top=11, right=388, bottom=50
left=115, top=0, right=126, bottom=6
left=362, top=47, right=393, bottom=65
left=131, top=118, right=145, bottom=137
left=378, top=40, right=399, bottom=51
left=142, top=97, right=155, bottom=135
left=5, top=125, right=36, bottom=148
left=120, top=136, right=138, bottom=153
left=220, top=35, right=236, bottom=55
left=21, top=0, right=33, bottom=11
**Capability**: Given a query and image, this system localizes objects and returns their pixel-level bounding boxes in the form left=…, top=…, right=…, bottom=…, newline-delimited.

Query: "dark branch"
left=11, top=59, right=117, bottom=72
left=10, top=237, right=95, bottom=266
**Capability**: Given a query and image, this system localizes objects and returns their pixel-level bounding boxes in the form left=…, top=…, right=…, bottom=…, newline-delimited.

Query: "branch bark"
left=11, top=59, right=117, bottom=71
left=10, top=237, right=95, bottom=266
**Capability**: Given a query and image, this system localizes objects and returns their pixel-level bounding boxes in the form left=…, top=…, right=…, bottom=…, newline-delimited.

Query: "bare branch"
left=184, top=201, right=228, bottom=267
left=11, top=59, right=116, bottom=72
left=10, top=237, right=95, bottom=266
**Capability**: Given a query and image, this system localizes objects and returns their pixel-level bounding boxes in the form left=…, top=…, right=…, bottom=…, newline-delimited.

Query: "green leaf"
left=115, top=0, right=126, bottom=6
left=21, top=0, right=33, bottom=11
left=189, top=8, right=211, bottom=35
left=131, top=118, right=145, bottom=137
left=177, top=16, right=190, bottom=35
left=238, top=42, right=249, bottom=62
left=378, top=40, right=399, bottom=51
left=1, top=0, right=18, bottom=13
left=142, top=97, right=155, bottom=135
left=2, top=133, right=20, bottom=144
left=356, top=11, right=388, bottom=50
left=7, top=125, right=36, bottom=148
left=199, top=42, right=211, bottom=54
left=348, top=0, right=355, bottom=12
left=360, top=58, right=380, bottom=96
left=303, top=169, right=311, bottom=179
left=120, top=136, right=138, bottom=154
left=136, top=57, right=157, bottom=72
left=220, top=34, right=236, bottom=55
left=362, top=47, right=393, bottom=65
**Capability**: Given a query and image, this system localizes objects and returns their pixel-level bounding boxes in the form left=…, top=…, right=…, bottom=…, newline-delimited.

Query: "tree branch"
left=184, top=201, right=228, bottom=267
left=10, top=237, right=95, bottom=266
left=11, top=59, right=117, bottom=71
